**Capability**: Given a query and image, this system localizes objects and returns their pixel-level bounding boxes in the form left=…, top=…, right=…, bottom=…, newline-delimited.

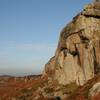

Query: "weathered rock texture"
left=89, top=82, right=100, bottom=97
left=43, top=2, right=100, bottom=86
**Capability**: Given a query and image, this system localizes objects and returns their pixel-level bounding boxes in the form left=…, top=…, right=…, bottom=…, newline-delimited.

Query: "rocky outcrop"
left=43, top=2, right=100, bottom=86
left=43, top=57, right=55, bottom=77
left=89, top=82, right=100, bottom=97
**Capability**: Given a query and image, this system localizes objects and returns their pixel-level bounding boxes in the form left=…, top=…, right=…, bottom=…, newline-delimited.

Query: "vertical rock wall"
left=43, top=2, right=100, bottom=86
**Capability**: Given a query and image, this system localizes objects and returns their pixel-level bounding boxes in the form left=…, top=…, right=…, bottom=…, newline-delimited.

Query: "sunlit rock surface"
left=43, top=2, right=100, bottom=86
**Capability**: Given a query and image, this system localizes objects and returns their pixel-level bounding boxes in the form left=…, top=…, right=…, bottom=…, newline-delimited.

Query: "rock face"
left=89, top=82, right=100, bottom=97
left=43, top=2, right=100, bottom=86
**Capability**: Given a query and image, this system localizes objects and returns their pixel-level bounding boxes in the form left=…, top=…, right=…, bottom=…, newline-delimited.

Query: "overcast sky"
left=0, top=0, right=92, bottom=76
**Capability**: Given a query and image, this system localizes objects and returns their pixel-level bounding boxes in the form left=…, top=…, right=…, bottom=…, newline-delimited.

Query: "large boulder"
left=43, top=2, right=100, bottom=86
